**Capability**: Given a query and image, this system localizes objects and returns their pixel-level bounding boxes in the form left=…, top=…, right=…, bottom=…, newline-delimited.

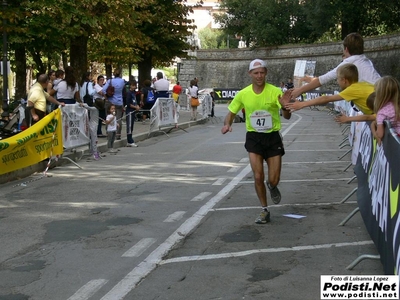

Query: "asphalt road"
left=0, top=105, right=382, bottom=300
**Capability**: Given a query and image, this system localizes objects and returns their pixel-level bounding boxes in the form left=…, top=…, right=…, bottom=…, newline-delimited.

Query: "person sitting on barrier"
left=106, top=104, right=119, bottom=154
left=290, top=32, right=380, bottom=100
left=26, top=74, right=65, bottom=126
left=153, top=71, right=170, bottom=99
left=140, top=79, right=156, bottom=124
left=335, top=92, right=376, bottom=124
left=370, top=76, right=400, bottom=144
left=287, top=63, right=375, bottom=116
left=126, top=80, right=140, bottom=147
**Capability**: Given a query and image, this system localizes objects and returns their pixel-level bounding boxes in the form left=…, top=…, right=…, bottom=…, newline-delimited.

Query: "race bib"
left=250, top=110, right=272, bottom=132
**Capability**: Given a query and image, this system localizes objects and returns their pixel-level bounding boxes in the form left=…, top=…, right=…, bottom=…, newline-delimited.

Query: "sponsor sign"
left=0, top=109, right=63, bottom=175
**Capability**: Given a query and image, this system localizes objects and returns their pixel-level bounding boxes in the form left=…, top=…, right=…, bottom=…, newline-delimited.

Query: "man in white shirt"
left=291, top=32, right=381, bottom=99
left=153, top=72, right=170, bottom=99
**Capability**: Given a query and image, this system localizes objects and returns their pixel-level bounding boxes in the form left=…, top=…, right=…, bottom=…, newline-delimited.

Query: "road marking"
left=190, top=192, right=212, bottom=202
left=240, top=178, right=353, bottom=184
left=282, top=161, right=349, bottom=164
left=67, top=279, right=108, bottom=300
left=239, top=157, right=249, bottom=163
left=285, top=133, right=343, bottom=136
left=212, top=178, right=227, bottom=185
left=286, top=149, right=349, bottom=152
left=211, top=201, right=357, bottom=211
left=122, top=238, right=157, bottom=257
left=160, top=240, right=374, bottom=265
left=99, top=113, right=303, bottom=300
left=228, top=166, right=241, bottom=172
left=163, top=211, right=186, bottom=222
left=99, top=165, right=252, bottom=300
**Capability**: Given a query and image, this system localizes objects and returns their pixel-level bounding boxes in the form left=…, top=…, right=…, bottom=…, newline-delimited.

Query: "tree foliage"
left=216, top=0, right=400, bottom=47
left=0, top=0, right=196, bottom=98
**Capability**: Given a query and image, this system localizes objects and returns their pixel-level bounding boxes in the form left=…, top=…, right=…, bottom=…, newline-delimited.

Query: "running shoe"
left=267, top=183, right=281, bottom=204
left=255, top=210, right=270, bottom=224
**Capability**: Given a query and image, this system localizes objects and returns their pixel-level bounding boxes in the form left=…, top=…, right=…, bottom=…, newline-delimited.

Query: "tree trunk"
left=137, top=54, right=152, bottom=87
left=15, top=46, right=27, bottom=100
left=105, top=57, right=112, bottom=79
left=70, top=35, right=89, bottom=85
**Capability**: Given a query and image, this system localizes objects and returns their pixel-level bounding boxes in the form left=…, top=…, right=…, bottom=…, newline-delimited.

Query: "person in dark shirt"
left=126, top=80, right=140, bottom=147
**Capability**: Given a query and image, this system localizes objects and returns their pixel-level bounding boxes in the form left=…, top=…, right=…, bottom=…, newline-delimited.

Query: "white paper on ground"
left=283, top=214, right=306, bottom=219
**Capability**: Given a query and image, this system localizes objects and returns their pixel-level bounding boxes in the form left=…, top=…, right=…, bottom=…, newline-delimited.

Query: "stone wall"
left=178, top=34, right=400, bottom=91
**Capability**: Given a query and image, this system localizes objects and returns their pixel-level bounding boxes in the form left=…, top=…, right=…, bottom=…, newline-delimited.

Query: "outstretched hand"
left=278, top=90, right=292, bottom=108
left=334, top=115, right=350, bottom=124
left=285, top=99, right=303, bottom=112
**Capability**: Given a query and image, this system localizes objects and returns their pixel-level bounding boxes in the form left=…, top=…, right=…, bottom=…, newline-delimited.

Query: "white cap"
left=249, top=59, right=267, bottom=71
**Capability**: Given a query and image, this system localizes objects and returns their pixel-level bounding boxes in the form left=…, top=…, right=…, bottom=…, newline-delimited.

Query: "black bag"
left=83, top=82, right=94, bottom=106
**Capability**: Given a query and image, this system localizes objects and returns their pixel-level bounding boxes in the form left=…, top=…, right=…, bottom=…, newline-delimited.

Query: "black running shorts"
left=245, top=131, right=285, bottom=160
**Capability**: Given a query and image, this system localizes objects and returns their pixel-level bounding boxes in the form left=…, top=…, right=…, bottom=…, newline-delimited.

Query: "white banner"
left=61, top=104, right=90, bottom=149
left=150, top=98, right=178, bottom=132
left=198, top=94, right=211, bottom=118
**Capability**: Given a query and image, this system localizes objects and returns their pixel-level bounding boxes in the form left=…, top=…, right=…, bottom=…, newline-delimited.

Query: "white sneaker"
left=127, top=143, right=138, bottom=147
left=108, top=149, right=117, bottom=153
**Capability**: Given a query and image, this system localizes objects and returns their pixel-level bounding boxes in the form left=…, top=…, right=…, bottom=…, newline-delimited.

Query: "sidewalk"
left=0, top=108, right=220, bottom=184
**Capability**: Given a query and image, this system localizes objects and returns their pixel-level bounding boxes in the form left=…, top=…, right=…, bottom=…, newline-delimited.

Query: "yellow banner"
left=0, top=109, right=64, bottom=175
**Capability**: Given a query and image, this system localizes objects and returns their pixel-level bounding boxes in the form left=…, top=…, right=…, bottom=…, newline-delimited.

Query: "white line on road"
left=67, top=279, right=108, bottom=300
left=163, top=211, right=186, bottom=223
left=240, top=178, right=352, bottom=184
left=122, top=238, right=157, bottom=257
left=98, top=113, right=303, bottom=300
left=99, top=165, right=252, bottom=300
left=190, top=192, right=212, bottom=202
left=211, top=201, right=357, bottom=211
left=160, top=240, right=374, bottom=265
left=239, top=157, right=249, bottom=163
left=212, top=178, right=227, bottom=185
left=286, top=149, right=348, bottom=152
left=227, top=166, right=241, bottom=172
left=282, top=161, right=349, bottom=164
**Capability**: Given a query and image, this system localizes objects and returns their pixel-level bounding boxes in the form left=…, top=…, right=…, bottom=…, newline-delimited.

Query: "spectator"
left=80, top=72, right=96, bottom=107
left=153, top=71, right=170, bottom=99
left=102, top=68, right=125, bottom=140
left=45, top=70, right=56, bottom=113
left=209, top=91, right=215, bottom=118
left=50, top=66, right=82, bottom=105
left=285, top=78, right=294, bottom=90
left=188, top=79, right=199, bottom=121
left=335, top=92, right=376, bottom=124
left=94, top=75, right=106, bottom=137
left=287, top=63, right=374, bottom=116
left=172, top=81, right=182, bottom=103
left=26, top=74, right=65, bottom=126
left=106, top=104, right=118, bottom=153
left=370, top=76, right=400, bottom=144
left=125, top=80, right=140, bottom=147
left=221, top=59, right=292, bottom=224
left=140, top=79, right=156, bottom=124
left=291, top=32, right=381, bottom=99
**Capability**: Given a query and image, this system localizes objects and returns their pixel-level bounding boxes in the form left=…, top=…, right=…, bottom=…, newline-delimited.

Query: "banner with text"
left=150, top=98, right=178, bottom=132
left=0, top=109, right=63, bottom=175
left=213, top=88, right=240, bottom=100
left=354, top=122, right=400, bottom=274
left=61, top=104, right=90, bottom=150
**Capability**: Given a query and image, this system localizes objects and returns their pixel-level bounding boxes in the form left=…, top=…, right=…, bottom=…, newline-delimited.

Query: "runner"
left=221, top=59, right=292, bottom=224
